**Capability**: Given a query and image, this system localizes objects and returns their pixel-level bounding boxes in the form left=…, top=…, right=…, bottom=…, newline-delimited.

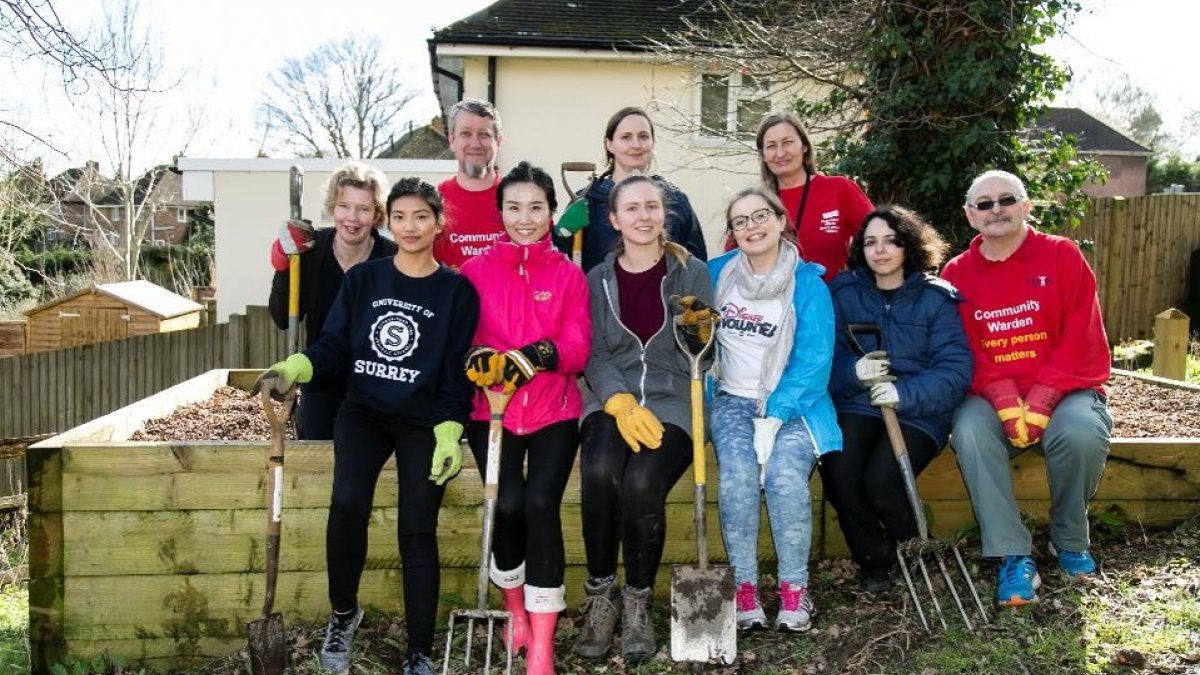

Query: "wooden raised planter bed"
left=26, top=369, right=1200, bottom=672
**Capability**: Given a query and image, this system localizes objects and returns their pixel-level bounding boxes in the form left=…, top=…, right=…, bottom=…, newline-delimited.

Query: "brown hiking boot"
left=621, top=585, right=656, bottom=663
left=574, top=577, right=621, bottom=659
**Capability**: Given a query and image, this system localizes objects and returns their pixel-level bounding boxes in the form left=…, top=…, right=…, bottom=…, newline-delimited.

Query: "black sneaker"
left=401, top=652, right=436, bottom=675
left=319, top=607, right=363, bottom=674
left=858, top=568, right=894, bottom=594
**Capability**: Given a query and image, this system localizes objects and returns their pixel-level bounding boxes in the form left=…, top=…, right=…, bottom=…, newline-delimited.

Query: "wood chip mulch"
left=128, top=386, right=292, bottom=441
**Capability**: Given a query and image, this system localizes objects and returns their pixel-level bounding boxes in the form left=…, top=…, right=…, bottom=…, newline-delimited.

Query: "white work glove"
left=870, top=382, right=900, bottom=408
left=752, top=417, right=783, bottom=486
left=855, top=350, right=892, bottom=386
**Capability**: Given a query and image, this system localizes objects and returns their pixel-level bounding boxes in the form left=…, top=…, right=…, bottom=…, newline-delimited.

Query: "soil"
left=128, top=386, right=294, bottom=441
left=129, top=374, right=1199, bottom=442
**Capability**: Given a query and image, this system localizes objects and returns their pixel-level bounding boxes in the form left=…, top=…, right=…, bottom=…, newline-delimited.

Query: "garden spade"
left=669, top=310, right=736, bottom=665
left=246, top=387, right=296, bottom=675
left=557, top=162, right=597, bottom=266
left=845, top=324, right=989, bottom=632
left=287, top=165, right=303, bottom=355
left=442, top=387, right=514, bottom=674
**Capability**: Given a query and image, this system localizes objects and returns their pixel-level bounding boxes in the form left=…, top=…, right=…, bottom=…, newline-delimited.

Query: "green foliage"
left=0, top=584, right=28, bottom=674
left=1147, top=153, right=1200, bottom=193
left=14, top=246, right=95, bottom=281
left=830, top=0, right=1106, bottom=250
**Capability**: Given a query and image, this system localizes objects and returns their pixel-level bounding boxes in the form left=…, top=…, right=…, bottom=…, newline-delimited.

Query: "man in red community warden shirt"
left=941, top=169, right=1111, bottom=609
left=434, top=98, right=506, bottom=271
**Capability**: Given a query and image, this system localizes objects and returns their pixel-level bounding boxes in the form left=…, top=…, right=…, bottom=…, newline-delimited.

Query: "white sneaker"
left=775, top=582, right=814, bottom=632
left=735, top=581, right=767, bottom=630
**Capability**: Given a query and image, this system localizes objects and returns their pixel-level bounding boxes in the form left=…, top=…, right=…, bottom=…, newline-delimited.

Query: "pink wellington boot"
left=525, top=611, right=559, bottom=675
left=500, top=586, right=531, bottom=653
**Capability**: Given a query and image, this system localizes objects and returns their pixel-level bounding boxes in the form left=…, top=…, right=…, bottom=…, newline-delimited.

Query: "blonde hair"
left=323, top=161, right=388, bottom=227
left=610, top=174, right=689, bottom=265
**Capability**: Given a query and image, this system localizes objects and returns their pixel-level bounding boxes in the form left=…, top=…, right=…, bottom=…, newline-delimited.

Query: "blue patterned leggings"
left=711, top=392, right=818, bottom=587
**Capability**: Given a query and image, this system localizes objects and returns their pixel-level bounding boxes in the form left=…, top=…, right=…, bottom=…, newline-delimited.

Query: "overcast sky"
left=1, top=0, right=1195, bottom=174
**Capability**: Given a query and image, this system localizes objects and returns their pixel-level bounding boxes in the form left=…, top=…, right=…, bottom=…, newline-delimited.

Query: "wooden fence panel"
left=0, top=308, right=281, bottom=440
left=1076, top=194, right=1200, bottom=340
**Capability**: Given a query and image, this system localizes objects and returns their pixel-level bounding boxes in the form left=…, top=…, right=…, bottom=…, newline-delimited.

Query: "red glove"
left=979, top=379, right=1030, bottom=449
left=1023, top=384, right=1064, bottom=446
left=270, top=219, right=315, bottom=271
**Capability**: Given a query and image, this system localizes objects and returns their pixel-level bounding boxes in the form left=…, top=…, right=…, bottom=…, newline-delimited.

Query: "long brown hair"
left=602, top=107, right=655, bottom=179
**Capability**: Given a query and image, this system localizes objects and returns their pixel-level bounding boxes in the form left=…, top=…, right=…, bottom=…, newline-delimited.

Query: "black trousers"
left=579, top=411, right=692, bottom=590
left=466, top=419, right=579, bottom=589
left=820, top=412, right=940, bottom=573
left=296, top=382, right=345, bottom=440
left=326, top=400, right=444, bottom=657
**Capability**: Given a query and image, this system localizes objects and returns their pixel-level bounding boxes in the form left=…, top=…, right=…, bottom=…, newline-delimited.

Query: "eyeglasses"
left=968, top=195, right=1021, bottom=211
left=729, top=208, right=777, bottom=231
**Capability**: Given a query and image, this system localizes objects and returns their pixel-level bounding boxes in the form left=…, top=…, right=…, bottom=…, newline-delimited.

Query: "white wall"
left=178, top=158, right=456, bottom=323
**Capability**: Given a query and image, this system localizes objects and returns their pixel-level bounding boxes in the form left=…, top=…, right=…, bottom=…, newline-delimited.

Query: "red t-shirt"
left=615, top=255, right=667, bottom=345
left=434, top=176, right=504, bottom=271
left=779, top=174, right=873, bottom=282
left=940, top=227, right=1109, bottom=397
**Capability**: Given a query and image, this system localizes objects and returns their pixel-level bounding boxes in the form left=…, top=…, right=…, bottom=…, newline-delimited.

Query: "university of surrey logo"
left=369, top=311, right=420, bottom=362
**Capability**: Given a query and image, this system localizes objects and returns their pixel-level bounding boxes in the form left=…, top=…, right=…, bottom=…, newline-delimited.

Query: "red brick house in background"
left=47, top=162, right=202, bottom=248
left=1035, top=107, right=1152, bottom=197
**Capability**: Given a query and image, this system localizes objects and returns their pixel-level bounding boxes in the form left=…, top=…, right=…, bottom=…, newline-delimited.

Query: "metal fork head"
left=442, top=609, right=513, bottom=675
left=896, top=540, right=990, bottom=633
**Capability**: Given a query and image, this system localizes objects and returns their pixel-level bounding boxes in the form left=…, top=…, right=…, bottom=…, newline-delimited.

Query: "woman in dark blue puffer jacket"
left=823, top=205, right=972, bottom=593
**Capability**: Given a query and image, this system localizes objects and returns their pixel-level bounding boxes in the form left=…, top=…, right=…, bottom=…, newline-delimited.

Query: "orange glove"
left=979, top=379, right=1031, bottom=448
left=1023, top=384, right=1064, bottom=446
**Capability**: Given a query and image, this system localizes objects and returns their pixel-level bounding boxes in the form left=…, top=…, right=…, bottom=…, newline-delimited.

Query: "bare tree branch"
left=259, top=36, right=422, bottom=158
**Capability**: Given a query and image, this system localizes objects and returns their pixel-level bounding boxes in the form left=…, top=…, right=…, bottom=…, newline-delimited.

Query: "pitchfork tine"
left=936, top=552, right=973, bottom=631
left=954, top=545, right=990, bottom=623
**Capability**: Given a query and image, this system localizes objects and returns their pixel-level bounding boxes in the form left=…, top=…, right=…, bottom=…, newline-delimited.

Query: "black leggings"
left=579, top=411, right=692, bottom=590
left=327, top=400, right=445, bottom=656
left=296, top=382, right=345, bottom=440
left=820, top=412, right=940, bottom=573
left=466, top=419, right=579, bottom=588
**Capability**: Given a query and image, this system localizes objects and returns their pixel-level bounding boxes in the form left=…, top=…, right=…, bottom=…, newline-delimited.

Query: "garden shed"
left=24, top=280, right=203, bottom=353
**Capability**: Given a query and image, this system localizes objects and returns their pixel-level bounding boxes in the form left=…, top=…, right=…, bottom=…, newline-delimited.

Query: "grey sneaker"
left=400, top=652, right=436, bottom=675
left=621, top=585, right=656, bottom=663
left=735, top=581, right=767, bottom=631
left=319, top=607, right=364, bottom=674
left=775, top=582, right=814, bottom=632
left=574, top=577, right=622, bottom=659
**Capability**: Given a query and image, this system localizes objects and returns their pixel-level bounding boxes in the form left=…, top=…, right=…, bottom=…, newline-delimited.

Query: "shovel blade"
left=246, top=612, right=286, bottom=675
left=669, top=564, right=737, bottom=664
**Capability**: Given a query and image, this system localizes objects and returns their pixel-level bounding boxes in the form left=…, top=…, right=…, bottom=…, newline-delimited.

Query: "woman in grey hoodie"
left=573, top=175, right=713, bottom=664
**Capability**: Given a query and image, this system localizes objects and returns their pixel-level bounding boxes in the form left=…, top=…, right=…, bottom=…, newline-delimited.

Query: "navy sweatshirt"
left=304, top=257, right=480, bottom=427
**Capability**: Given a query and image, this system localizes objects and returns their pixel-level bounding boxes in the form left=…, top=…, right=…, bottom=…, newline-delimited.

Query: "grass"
left=1113, top=336, right=1200, bottom=384
left=0, top=584, right=28, bottom=674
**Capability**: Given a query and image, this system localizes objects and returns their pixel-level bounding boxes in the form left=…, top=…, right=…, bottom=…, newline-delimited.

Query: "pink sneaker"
left=776, top=582, right=814, bottom=632
left=735, top=581, right=767, bottom=631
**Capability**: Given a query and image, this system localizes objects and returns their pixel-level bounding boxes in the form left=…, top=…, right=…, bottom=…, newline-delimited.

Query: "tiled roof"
left=432, top=0, right=747, bottom=51
left=1034, top=107, right=1152, bottom=155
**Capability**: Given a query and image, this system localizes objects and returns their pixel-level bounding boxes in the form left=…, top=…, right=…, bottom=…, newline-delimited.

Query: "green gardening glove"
left=430, top=421, right=464, bottom=486
left=251, top=353, right=313, bottom=400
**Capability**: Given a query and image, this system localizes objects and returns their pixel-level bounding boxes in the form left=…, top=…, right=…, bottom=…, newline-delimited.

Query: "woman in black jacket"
left=267, top=161, right=398, bottom=438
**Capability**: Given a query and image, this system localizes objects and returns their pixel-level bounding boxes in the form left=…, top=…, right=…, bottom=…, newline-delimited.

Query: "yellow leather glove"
left=669, top=295, right=715, bottom=353
left=465, top=346, right=504, bottom=387
left=604, top=393, right=664, bottom=452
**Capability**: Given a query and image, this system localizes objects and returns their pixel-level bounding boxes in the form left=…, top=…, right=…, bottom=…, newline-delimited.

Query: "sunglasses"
left=968, top=195, right=1020, bottom=211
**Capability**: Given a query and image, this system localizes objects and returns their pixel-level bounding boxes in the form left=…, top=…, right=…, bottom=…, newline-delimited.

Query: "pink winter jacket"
left=460, top=235, right=591, bottom=434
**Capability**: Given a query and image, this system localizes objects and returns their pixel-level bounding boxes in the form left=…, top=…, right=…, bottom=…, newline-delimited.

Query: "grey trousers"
left=951, top=390, right=1112, bottom=558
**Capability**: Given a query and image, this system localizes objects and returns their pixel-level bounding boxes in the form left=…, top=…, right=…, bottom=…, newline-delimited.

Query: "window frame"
left=693, top=70, right=773, bottom=146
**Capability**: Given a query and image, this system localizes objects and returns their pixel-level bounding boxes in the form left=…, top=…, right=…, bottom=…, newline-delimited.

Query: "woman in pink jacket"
left=459, top=161, right=591, bottom=675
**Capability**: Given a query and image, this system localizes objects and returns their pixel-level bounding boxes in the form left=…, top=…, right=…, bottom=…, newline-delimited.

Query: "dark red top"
left=615, top=255, right=667, bottom=345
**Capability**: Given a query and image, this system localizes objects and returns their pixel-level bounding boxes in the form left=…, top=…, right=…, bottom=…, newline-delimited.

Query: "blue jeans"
left=711, top=392, right=818, bottom=587
left=952, top=390, right=1111, bottom=558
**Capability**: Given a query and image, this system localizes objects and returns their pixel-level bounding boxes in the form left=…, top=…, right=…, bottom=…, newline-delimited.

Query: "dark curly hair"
left=848, top=205, right=949, bottom=276
left=385, top=177, right=443, bottom=222
left=496, top=161, right=558, bottom=212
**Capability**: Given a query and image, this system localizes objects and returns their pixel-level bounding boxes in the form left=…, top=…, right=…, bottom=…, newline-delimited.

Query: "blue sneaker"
left=1056, top=548, right=1097, bottom=576
left=996, top=555, right=1041, bottom=607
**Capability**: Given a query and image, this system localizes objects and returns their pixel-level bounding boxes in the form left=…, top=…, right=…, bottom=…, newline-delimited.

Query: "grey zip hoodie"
left=582, top=249, right=714, bottom=434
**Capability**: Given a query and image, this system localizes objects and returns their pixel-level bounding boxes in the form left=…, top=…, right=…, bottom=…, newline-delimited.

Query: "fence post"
left=226, top=312, right=245, bottom=369
left=1103, top=197, right=1128, bottom=340
left=1152, top=308, right=1190, bottom=381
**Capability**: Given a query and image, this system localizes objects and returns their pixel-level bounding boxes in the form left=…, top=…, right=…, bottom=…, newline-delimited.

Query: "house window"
left=44, top=227, right=59, bottom=243
left=177, top=207, right=189, bottom=223
left=698, top=72, right=772, bottom=139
